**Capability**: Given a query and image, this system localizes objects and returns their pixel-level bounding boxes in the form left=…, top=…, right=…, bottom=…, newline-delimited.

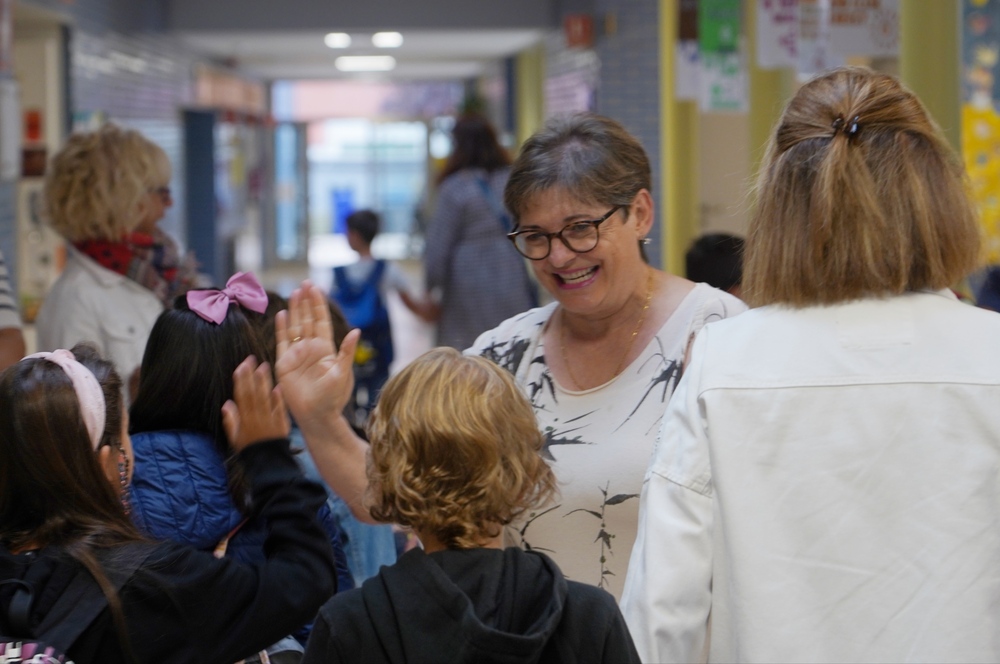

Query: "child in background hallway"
left=685, top=232, right=745, bottom=299
left=301, top=347, right=640, bottom=664
left=331, top=209, right=433, bottom=424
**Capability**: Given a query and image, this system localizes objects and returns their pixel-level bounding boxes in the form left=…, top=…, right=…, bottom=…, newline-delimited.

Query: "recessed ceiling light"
left=335, top=55, right=396, bottom=72
left=371, top=32, right=403, bottom=48
left=324, top=32, right=351, bottom=49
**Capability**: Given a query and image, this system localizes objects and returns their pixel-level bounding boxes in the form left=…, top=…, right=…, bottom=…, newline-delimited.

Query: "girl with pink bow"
left=126, top=272, right=354, bottom=656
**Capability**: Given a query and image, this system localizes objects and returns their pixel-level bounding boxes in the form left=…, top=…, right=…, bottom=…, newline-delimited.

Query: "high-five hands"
left=275, top=281, right=360, bottom=434
left=222, top=356, right=291, bottom=452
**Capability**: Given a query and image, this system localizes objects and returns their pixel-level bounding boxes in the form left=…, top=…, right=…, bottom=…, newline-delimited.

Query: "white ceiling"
left=178, top=29, right=547, bottom=82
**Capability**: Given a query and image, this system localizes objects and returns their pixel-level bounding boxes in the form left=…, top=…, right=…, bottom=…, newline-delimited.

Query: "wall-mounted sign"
left=564, top=14, right=595, bottom=49
left=758, top=0, right=798, bottom=69
left=699, top=0, right=747, bottom=112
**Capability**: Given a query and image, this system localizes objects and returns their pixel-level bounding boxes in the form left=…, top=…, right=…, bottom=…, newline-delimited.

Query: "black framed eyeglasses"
left=507, top=206, right=622, bottom=260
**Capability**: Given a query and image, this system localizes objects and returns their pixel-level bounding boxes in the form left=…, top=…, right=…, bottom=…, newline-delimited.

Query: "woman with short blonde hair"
left=44, top=124, right=168, bottom=241
left=37, top=124, right=189, bottom=389
left=622, top=67, right=1000, bottom=663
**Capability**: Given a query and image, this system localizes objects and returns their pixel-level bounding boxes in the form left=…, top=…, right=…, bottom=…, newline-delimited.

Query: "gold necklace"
left=559, top=271, right=654, bottom=390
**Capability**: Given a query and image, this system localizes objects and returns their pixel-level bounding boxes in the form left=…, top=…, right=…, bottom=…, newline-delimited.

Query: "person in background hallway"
left=685, top=232, right=744, bottom=298
left=621, top=66, right=1000, bottom=663
left=0, top=248, right=26, bottom=370
left=302, top=348, right=640, bottom=664
left=332, top=209, right=433, bottom=424
left=974, top=264, right=1000, bottom=311
left=0, top=344, right=335, bottom=663
left=36, top=124, right=193, bottom=396
left=423, top=114, right=537, bottom=350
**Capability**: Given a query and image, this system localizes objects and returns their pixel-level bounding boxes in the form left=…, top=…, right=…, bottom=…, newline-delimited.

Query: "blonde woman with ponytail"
left=622, top=67, right=1000, bottom=663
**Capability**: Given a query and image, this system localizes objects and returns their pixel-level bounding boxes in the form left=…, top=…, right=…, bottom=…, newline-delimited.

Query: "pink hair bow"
left=187, top=271, right=268, bottom=325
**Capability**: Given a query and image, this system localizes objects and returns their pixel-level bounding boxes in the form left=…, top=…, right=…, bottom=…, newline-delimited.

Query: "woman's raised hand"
left=275, top=281, right=360, bottom=433
left=222, top=356, right=291, bottom=452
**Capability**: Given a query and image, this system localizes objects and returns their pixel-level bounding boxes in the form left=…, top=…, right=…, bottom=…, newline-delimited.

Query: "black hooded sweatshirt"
left=0, top=440, right=336, bottom=664
left=302, top=545, right=640, bottom=664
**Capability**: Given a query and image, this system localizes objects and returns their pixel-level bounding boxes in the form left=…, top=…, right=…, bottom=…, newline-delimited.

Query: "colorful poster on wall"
left=676, top=0, right=699, bottom=101
left=799, top=0, right=844, bottom=78
left=758, top=0, right=798, bottom=69
left=828, top=0, right=899, bottom=57
left=699, top=0, right=747, bottom=112
left=963, top=0, right=1000, bottom=262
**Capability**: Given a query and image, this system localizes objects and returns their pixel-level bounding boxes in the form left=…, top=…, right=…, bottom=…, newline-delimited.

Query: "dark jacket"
left=128, top=429, right=354, bottom=594
left=302, top=546, right=640, bottom=664
left=0, top=440, right=336, bottom=663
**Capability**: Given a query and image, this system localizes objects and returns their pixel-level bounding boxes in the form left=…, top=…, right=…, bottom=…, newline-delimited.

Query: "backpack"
left=332, top=261, right=390, bottom=332
left=1, top=547, right=150, bottom=664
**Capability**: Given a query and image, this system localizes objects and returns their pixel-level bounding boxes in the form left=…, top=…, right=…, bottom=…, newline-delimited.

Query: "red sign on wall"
left=564, top=14, right=595, bottom=49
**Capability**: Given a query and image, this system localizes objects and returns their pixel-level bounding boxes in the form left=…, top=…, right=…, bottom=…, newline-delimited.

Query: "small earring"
left=640, top=237, right=652, bottom=246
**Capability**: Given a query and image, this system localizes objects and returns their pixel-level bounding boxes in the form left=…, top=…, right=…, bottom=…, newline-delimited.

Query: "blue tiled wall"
left=546, top=0, right=662, bottom=268
left=595, top=0, right=662, bottom=268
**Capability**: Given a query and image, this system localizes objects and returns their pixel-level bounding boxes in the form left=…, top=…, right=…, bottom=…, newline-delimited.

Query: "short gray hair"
left=504, top=113, right=651, bottom=225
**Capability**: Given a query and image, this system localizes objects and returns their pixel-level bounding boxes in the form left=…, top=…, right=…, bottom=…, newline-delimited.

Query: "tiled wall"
left=595, top=0, right=661, bottom=268
left=545, top=0, right=662, bottom=268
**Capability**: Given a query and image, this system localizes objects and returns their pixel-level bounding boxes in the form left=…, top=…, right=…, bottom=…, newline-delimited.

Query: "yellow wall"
left=900, top=0, right=960, bottom=152
left=515, top=44, right=546, bottom=148
left=659, top=0, right=700, bottom=275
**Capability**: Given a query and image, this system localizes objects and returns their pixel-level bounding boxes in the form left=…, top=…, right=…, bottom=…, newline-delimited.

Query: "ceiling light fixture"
left=335, top=55, right=397, bottom=72
left=371, top=32, right=404, bottom=48
left=324, top=32, right=352, bottom=48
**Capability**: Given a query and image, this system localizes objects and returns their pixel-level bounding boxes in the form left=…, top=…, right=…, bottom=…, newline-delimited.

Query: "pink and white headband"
left=187, top=271, right=268, bottom=325
left=23, top=349, right=106, bottom=450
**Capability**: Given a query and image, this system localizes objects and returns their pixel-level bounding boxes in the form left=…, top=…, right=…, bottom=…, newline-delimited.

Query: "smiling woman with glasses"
left=464, top=113, right=748, bottom=600
left=263, top=115, right=746, bottom=605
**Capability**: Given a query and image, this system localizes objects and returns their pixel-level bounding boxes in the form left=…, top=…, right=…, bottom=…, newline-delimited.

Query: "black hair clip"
left=846, top=115, right=861, bottom=138
left=832, top=116, right=845, bottom=134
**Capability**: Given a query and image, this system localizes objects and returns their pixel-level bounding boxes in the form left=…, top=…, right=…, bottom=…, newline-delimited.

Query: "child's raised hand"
left=275, top=281, right=360, bottom=431
left=222, top=356, right=291, bottom=452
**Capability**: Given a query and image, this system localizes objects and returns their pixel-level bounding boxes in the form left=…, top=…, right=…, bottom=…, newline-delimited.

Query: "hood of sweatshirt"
left=362, top=546, right=567, bottom=664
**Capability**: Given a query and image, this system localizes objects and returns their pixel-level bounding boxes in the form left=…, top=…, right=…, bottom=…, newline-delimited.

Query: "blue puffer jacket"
left=128, top=429, right=355, bottom=642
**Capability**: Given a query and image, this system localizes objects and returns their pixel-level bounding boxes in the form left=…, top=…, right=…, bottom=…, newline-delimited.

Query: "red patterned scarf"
left=74, top=229, right=197, bottom=307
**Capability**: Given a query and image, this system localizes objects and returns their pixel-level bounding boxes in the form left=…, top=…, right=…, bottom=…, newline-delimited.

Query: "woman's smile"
left=554, top=265, right=600, bottom=289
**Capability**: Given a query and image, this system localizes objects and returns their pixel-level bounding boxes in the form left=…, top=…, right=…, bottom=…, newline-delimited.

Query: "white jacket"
left=622, top=290, right=1000, bottom=663
left=36, top=247, right=163, bottom=380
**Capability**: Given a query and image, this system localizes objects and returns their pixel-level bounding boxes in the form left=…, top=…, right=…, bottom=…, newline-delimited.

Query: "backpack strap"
left=3, top=579, right=33, bottom=635
left=26, top=545, right=154, bottom=654
left=474, top=175, right=514, bottom=233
